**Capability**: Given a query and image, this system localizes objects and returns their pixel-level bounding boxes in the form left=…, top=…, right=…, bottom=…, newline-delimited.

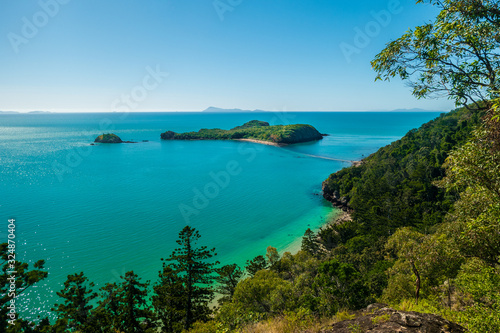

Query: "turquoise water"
left=0, top=111, right=443, bottom=319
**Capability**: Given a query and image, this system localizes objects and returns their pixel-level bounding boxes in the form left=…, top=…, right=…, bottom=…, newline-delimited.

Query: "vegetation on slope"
left=94, top=133, right=123, bottom=143
left=322, top=105, right=486, bottom=238
left=161, top=120, right=324, bottom=145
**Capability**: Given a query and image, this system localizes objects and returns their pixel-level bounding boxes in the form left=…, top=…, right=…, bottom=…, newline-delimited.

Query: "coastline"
left=234, top=138, right=364, bottom=166
left=233, top=138, right=288, bottom=147
left=281, top=207, right=344, bottom=255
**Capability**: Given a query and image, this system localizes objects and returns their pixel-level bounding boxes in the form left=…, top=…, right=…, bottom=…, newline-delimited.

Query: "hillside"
left=322, top=106, right=485, bottom=237
left=160, top=120, right=324, bottom=145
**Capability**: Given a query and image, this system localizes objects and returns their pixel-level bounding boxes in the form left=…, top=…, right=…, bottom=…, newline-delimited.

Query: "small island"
left=161, top=120, right=324, bottom=146
left=94, top=133, right=123, bottom=143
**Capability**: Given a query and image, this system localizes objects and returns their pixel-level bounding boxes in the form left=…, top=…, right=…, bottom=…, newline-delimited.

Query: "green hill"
left=322, top=106, right=485, bottom=237
left=160, top=120, right=324, bottom=145
left=94, top=133, right=123, bottom=143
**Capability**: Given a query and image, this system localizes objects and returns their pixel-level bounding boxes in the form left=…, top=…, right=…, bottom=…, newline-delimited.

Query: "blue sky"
left=0, top=0, right=454, bottom=112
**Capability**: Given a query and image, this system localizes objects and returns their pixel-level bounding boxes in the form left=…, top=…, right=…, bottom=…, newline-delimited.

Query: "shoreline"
left=281, top=207, right=344, bottom=256
left=234, top=139, right=364, bottom=166
left=232, top=138, right=288, bottom=147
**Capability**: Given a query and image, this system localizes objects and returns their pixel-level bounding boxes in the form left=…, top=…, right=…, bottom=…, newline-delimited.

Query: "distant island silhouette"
left=202, top=107, right=267, bottom=113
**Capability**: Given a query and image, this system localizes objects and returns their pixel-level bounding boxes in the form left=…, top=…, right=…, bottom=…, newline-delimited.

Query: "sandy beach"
left=233, top=138, right=288, bottom=147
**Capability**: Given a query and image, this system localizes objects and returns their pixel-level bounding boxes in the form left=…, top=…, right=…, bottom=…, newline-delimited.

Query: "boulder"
left=320, top=304, right=465, bottom=333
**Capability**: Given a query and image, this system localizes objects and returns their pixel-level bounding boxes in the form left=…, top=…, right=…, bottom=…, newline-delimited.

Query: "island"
left=202, top=106, right=267, bottom=113
left=160, top=120, right=324, bottom=146
left=94, top=133, right=123, bottom=143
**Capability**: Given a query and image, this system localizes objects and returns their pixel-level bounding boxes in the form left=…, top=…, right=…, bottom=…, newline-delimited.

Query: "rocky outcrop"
left=322, top=182, right=352, bottom=212
left=94, top=133, right=123, bottom=143
left=320, top=304, right=465, bottom=333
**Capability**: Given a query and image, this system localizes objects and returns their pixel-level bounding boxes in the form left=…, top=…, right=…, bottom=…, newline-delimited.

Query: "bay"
left=0, top=111, right=443, bottom=319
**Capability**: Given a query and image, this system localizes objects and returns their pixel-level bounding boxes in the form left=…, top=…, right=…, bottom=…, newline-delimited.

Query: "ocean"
left=0, top=111, right=443, bottom=320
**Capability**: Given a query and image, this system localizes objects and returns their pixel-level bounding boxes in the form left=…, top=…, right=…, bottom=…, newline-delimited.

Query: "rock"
left=160, top=131, right=176, bottom=140
left=320, top=304, right=465, bottom=333
left=94, top=133, right=123, bottom=143
left=322, top=182, right=352, bottom=212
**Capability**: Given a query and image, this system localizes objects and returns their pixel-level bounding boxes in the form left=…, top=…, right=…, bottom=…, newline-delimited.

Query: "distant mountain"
left=0, top=111, right=52, bottom=114
left=202, top=106, right=267, bottom=113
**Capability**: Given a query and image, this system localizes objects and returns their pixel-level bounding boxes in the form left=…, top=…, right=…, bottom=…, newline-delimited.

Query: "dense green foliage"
left=1, top=227, right=221, bottom=332
left=322, top=105, right=485, bottom=238
left=372, top=0, right=500, bottom=109
left=214, top=264, right=243, bottom=305
left=230, top=120, right=270, bottom=130
left=94, top=133, right=123, bottom=143
left=244, top=255, right=268, bottom=277
left=157, top=226, right=218, bottom=331
left=160, top=120, right=324, bottom=144
left=52, top=272, right=97, bottom=331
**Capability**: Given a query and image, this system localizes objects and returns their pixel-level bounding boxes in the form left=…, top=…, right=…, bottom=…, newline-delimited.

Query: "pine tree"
left=301, top=228, right=321, bottom=257
left=0, top=242, right=48, bottom=332
left=245, top=255, right=268, bottom=277
left=152, top=265, right=185, bottom=332
left=158, top=225, right=218, bottom=331
left=215, top=264, right=243, bottom=305
left=265, top=246, right=280, bottom=267
left=52, top=272, right=97, bottom=331
left=117, top=271, right=155, bottom=332
left=93, top=282, right=121, bottom=332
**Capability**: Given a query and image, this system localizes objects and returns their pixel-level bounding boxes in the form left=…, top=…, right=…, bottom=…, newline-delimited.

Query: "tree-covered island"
left=161, top=120, right=324, bottom=146
left=94, top=133, right=123, bottom=143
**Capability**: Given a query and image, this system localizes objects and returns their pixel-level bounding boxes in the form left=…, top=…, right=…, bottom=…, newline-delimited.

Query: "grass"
left=371, top=313, right=391, bottom=325
left=238, top=315, right=335, bottom=333
left=391, top=299, right=460, bottom=327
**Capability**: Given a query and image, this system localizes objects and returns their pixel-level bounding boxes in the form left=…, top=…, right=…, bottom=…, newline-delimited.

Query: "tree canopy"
left=372, top=0, right=500, bottom=109
left=158, top=226, right=218, bottom=331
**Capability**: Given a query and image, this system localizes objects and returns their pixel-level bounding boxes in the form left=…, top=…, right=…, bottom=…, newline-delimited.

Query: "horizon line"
left=0, top=109, right=450, bottom=114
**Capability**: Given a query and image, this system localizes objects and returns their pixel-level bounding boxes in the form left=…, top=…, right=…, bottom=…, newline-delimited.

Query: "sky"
left=0, top=0, right=455, bottom=112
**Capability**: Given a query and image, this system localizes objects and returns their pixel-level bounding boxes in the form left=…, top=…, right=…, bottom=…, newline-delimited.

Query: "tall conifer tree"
left=156, top=226, right=218, bottom=331
left=52, top=272, right=97, bottom=331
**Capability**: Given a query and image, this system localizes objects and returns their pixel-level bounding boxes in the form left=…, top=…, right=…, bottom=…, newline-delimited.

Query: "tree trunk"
left=410, top=260, right=421, bottom=305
